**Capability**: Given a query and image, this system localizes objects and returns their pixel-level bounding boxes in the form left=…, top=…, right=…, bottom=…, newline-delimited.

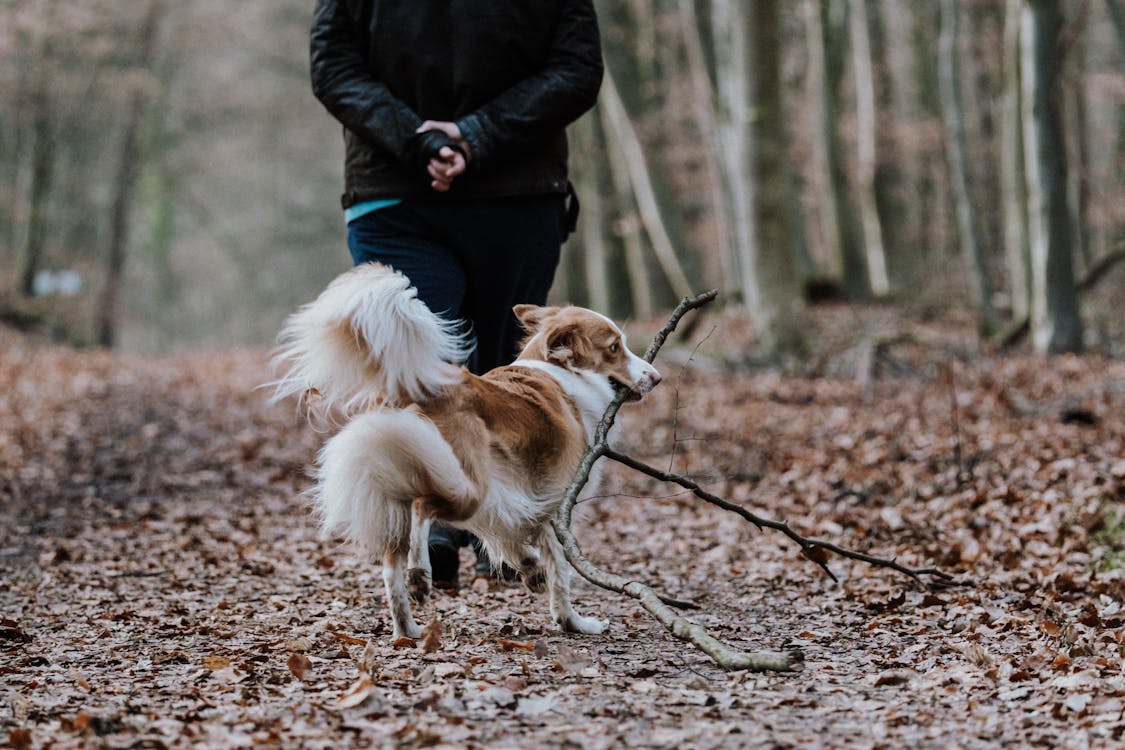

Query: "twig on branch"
left=602, top=448, right=957, bottom=586
left=553, top=289, right=961, bottom=672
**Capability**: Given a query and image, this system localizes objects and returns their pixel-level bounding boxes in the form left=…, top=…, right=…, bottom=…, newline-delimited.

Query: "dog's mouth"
left=609, top=376, right=644, bottom=401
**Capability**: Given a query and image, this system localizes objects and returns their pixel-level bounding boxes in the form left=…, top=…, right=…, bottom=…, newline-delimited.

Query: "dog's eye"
left=609, top=342, right=620, bottom=353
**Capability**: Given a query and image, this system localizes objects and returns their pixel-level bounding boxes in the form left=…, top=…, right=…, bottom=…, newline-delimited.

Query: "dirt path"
left=2, top=334, right=1123, bottom=748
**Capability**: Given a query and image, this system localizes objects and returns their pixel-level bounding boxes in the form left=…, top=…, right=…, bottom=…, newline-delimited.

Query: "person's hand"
left=417, top=121, right=472, bottom=192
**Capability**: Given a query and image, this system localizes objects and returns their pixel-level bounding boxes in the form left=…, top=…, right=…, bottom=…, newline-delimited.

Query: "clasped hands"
left=416, top=120, right=472, bottom=192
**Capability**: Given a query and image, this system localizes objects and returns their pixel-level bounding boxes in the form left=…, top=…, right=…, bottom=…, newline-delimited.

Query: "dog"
left=272, top=263, right=661, bottom=639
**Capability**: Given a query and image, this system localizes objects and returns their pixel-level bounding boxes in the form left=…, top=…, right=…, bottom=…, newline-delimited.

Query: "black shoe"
left=430, top=542, right=459, bottom=590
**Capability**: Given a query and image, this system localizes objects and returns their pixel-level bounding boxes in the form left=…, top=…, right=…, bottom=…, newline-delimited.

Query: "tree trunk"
left=747, top=0, right=807, bottom=357
left=809, top=0, right=868, bottom=297
left=597, top=68, right=694, bottom=303
left=849, top=0, right=891, bottom=297
left=1105, top=0, right=1125, bottom=76
left=938, top=0, right=998, bottom=335
left=1021, top=0, right=1083, bottom=353
left=16, top=13, right=57, bottom=300
left=571, top=114, right=612, bottom=314
left=18, top=96, right=53, bottom=299
left=1001, top=0, right=1032, bottom=322
left=866, top=0, right=908, bottom=283
left=710, top=0, right=756, bottom=309
left=599, top=86, right=654, bottom=319
left=1063, top=30, right=1092, bottom=275
left=678, top=0, right=739, bottom=295
left=909, top=3, right=944, bottom=264
left=96, top=0, right=163, bottom=348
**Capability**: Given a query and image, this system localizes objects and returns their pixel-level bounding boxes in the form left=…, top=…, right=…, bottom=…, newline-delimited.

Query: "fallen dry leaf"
left=287, top=653, right=312, bottom=681
left=497, top=639, right=534, bottom=652
left=8, top=729, right=32, bottom=749
left=201, top=656, right=231, bottom=671
left=330, top=679, right=389, bottom=715
left=422, top=617, right=442, bottom=653
left=331, top=631, right=367, bottom=646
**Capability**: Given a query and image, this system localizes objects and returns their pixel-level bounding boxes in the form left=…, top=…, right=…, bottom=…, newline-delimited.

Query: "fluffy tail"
left=270, top=263, right=469, bottom=414
left=314, top=410, right=476, bottom=554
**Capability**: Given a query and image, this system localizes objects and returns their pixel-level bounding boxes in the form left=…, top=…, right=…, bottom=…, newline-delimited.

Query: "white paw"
left=561, top=614, right=607, bottom=635
left=392, top=620, right=423, bottom=640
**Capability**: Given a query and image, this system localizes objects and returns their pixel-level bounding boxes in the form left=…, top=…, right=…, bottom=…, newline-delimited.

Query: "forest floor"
left=2, top=304, right=1124, bottom=749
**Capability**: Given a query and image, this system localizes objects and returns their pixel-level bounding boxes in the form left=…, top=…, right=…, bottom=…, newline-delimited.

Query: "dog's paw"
left=392, top=620, right=423, bottom=640
left=560, top=614, right=608, bottom=635
left=407, top=567, right=431, bottom=604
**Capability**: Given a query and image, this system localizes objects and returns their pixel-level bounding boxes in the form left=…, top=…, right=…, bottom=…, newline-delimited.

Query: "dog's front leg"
left=383, top=548, right=422, bottom=640
left=407, top=502, right=432, bottom=604
left=538, top=532, right=607, bottom=635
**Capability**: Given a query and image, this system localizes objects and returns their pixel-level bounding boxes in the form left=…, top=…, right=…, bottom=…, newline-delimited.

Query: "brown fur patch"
left=418, top=367, right=586, bottom=509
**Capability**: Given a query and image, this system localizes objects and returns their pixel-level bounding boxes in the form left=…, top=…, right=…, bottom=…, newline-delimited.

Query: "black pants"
left=346, top=195, right=566, bottom=560
left=347, top=195, right=566, bottom=374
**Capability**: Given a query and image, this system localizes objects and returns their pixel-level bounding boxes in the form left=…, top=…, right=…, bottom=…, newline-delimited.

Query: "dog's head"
left=514, top=305, right=662, bottom=400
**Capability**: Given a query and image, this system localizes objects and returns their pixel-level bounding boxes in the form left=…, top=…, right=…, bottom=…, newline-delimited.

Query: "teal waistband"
left=345, top=199, right=402, bottom=224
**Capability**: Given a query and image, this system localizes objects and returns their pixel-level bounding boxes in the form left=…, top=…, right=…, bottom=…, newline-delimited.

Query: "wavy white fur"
left=315, top=409, right=474, bottom=555
left=270, top=263, right=470, bottom=413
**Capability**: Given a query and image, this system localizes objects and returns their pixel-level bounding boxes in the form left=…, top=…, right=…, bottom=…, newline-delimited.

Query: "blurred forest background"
left=0, top=0, right=1122, bottom=356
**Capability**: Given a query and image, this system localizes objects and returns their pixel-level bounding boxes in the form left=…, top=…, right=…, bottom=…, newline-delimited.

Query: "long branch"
left=602, top=448, right=958, bottom=585
left=553, top=290, right=801, bottom=671
left=554, top=288, right=967, bottom=670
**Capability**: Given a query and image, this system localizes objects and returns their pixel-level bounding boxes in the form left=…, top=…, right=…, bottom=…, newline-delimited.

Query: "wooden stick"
left=553, top=289, right=961, bottom=671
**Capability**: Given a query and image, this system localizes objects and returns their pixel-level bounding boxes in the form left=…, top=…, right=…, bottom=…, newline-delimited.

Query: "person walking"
left=309, top=0, right=603, bottom=587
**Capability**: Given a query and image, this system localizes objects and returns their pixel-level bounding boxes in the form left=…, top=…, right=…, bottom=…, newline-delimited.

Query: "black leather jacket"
left=310, top=0, right=603, bottom=207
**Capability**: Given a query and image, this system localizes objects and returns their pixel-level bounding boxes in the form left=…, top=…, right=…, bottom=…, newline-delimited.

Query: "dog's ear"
left=545, top=324, right=592, bottom=368
left=513, top=304, right=550, bottom=334
left=544, top=324, right=576, bottom=366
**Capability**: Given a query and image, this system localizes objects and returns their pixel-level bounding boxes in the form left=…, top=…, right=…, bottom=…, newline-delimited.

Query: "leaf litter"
left=1, top=316, right=1124, bottom=747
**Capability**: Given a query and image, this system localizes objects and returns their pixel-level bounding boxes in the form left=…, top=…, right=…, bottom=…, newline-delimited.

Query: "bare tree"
left=1106, top=0, right=1125, bottom=74
left=569, top=114, right=613, bottom=315
left=678, top=0, right=738, bottom=296
left=97, top=0, right=164, bottom=347
left=1001, top=0, right=1032, bottom=325
left=850, top=0, right=891, bottom=297
left=1021, top=0, right=1083, bottom=353
left=746, top=0, right=807, bottom=356
left=597, top=67, right=694, bottom=304
left=938, top=0, right=998, bottom=335
left=808, top=0, right=868, bottom=298
left=14, top=5, right=57, bottom=300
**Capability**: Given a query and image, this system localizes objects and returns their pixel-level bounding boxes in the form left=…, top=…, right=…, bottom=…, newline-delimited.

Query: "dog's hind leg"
left=383, top=547, right=422, bottom=640
left=537, top=532, right=607, bottom=635
left=516, top=546, right=546, bottom=593
left=407, top=502, right=432, bottom=604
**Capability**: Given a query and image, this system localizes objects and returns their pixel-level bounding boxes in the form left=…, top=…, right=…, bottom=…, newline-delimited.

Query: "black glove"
left=407, top=130, right=467, bottom=171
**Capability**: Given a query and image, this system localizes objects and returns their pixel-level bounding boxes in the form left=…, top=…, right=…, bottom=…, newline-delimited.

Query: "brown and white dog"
left=272, top=263, right=661, bottom=639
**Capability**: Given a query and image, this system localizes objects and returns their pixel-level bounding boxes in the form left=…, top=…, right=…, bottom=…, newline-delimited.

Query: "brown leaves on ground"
left=1, top=312, right=1124, bottom=747
left=286, top=653, right=312, bottom=681
left=421, top=617, right=443, bottom=653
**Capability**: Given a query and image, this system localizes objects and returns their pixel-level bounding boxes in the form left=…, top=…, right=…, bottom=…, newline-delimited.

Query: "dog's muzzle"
left=625, top=359, right=662, bottom=399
